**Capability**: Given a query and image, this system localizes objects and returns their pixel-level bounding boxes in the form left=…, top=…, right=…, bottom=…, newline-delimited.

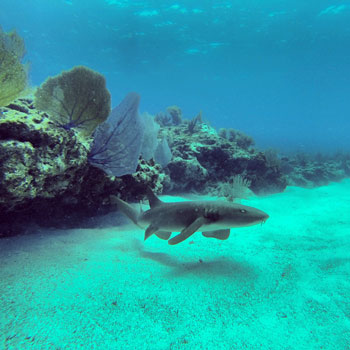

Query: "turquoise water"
left=1, top=0, right=350, bottom=151
left=1, top=2, right=350, bottom=349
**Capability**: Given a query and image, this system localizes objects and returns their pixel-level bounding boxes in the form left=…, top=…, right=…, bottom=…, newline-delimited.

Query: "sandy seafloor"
left=1, top=180, right=350, bottom=350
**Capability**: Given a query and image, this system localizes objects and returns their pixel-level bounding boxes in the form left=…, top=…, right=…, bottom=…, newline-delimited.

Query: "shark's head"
left=207, top=202, right=269, bottom=228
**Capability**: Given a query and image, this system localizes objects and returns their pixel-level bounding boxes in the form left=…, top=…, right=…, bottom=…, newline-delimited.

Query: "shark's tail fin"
left=110, top=195, right=139, bottom=226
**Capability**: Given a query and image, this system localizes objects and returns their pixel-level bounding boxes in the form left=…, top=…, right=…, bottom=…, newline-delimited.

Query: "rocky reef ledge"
left=161, top=123, right=287, bottom=194
left=0, top=99, right=165, bottom=235
left=2, top=99, right=348, bottom=236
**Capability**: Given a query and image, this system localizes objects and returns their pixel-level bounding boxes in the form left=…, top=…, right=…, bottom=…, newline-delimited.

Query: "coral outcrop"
left=160, top=123, right=287, bottom=194
left=280, top=153, right=350, bottom=187
left=0, top=99, right=167, bottom=236
left=0, top=99, right=89, bottom=212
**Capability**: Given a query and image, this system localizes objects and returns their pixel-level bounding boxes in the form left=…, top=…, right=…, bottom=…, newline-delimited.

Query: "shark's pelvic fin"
left=202, top=229, right=230, bottom=240
left=110, top=195, right=139, bottom=226
left=168, top=216, right=207, bottom=245
left=146, top=187, right=163, bottom=208
left=144, top=223, right=159, bottom=240
left=155, top=231, right=172, bottom=240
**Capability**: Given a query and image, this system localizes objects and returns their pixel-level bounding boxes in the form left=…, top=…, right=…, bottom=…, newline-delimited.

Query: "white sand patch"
left=1, top=180, right=350, bottom=349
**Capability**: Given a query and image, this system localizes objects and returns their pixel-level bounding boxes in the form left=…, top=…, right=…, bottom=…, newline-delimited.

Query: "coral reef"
left=0, top=99, right=89, bottom=212
left=34, top=65, right=111, bottom=136
left=154, top=111, right=172, bottom=126
left=155, top=105, right=184, bottom=126
left=218, top=127, right=255, bottom=150
left=0, top=99, right=167, bottom=236
left=154, top=137, right=172, bottom=167
left=140, top=112, right=160, bottom=161
left=280, top=152, right=350, bottom=187
left=160, top=123, right=287, bottom=194
left=88, top=92, right=143, bottom=176
left=0, top=26, right=28, bottom=107
left=3, top=96, right=347, bottom=237
left=213, top=175, right=253, bottom=202
left=166, top=105, right=182, bottom=125
left=186, top=111, right=203, bottom=134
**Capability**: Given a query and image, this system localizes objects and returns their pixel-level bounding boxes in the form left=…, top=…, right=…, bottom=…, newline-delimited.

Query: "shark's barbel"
left=112, top=189, right=269, bottom=245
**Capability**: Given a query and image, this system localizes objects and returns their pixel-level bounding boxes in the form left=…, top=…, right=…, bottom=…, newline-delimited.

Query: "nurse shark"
left=112, top=189, right=269, bottom=245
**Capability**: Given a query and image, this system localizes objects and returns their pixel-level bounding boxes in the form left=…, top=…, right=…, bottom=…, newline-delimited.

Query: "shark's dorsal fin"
left=146, top=187, right=163, bottom=208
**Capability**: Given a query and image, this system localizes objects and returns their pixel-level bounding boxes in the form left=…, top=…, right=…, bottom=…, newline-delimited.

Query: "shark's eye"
left=240, top=209, right=247, bottom=213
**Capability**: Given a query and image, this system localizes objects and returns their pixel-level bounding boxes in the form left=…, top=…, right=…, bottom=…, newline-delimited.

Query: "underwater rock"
left=281, top=153, right=350, bottom=187
left=160, top=122, right=287, bottom=194
left=0, top=98, right=89, bottom=212
left=117, top=158, right=168, bottom=201
left=0, top=99, right=167, bottom=236
left=218, top=127, right=255, bottom=150
left=72, top=157, right=167, bottom=209
left=0, top=157, right=167, bottom=236
left=13, top=158, right=166, bottom=232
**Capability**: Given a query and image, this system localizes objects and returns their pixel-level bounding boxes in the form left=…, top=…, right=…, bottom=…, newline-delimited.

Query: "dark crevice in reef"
left=6, top=103, right=29, bottom=114
left=0, top=122, right=48, bottom=148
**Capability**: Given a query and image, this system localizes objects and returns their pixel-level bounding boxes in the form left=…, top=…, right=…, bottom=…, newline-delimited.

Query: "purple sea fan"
left=88, top=92, right=144, bottom=176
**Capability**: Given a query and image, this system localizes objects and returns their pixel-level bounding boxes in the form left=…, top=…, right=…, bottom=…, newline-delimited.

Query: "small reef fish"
left=112, top=189, right=269, bottom=245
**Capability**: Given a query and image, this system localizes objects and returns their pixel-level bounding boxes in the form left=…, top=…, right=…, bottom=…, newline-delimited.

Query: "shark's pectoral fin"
left=144, top=224, right=159, bottom=241
left=202, top=229, right=230, bottom=240
left=168, top=217, right=207, bottom=245
left=155, top=231, right=172, bottom=240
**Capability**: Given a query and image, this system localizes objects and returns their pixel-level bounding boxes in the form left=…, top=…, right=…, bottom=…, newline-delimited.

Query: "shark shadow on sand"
left=132, top=239, right=257, bottom=279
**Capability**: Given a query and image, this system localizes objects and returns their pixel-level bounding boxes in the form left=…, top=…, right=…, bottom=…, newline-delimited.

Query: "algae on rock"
left=0, top=99, right=89, bottom=212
